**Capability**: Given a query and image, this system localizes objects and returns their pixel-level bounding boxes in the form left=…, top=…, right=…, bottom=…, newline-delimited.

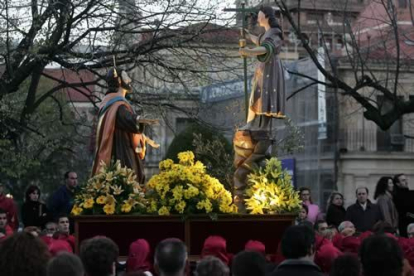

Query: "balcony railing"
left=285, top=126, right=414, bottom=155
left=339, top=129, right=414, bottom=153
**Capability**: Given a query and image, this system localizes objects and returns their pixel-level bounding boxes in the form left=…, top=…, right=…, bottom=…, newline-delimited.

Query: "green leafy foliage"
left=0, top=77, right=91, bottom=199
left=166, top=123, right=231, bottom=162
left=192, top=133, right=234, bottom=193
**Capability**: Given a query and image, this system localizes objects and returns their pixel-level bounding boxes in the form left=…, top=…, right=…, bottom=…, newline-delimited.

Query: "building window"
left=335, top=38, right=344, bottom=50
left=307, top=12, right=324, bottom=24
left=324, top=38, right=332, bottom=50
left=399, top=0, right=408, bottom=8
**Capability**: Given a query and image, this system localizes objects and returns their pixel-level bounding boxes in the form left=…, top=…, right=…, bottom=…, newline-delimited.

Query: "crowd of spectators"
left=1, top=221, right=414, bottom=276
left=0, top=172, right=413, bottom=275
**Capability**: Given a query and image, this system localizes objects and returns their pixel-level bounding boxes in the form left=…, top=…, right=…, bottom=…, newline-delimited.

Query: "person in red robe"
left=126, top=238, right=153, bottom=274
left=201, top=235, right=232, bottom=266
left=0, top=183, right=18, bottom=231
left=91, top=67, right=158, bottom=182
left=0, top=208, right=14, bottom=241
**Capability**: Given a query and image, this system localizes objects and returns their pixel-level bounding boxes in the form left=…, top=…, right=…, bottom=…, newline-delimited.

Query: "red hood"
left=314, top=240, right=342, bottom=273
left=341, top=236, right=361, bottom=255
left=126, top=239, right=152, bottom=272
left=201, top=235, right=231, bottom=265
left=245, top=240, right=266, bottom=255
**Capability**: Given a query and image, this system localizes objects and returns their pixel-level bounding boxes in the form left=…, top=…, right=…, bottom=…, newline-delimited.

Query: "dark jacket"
left=326, top=204, right=346, bottom=228
left=345, top=201, right=383, bottom=232
left=269, top=259, right=324, bottom=276
left=21, top=201, right=51, bottom=229
left=48, top=185, right=75, bottom=220
left=295, top=219, right=314, bottom=230
left=393, top=186, right=414, bottom=237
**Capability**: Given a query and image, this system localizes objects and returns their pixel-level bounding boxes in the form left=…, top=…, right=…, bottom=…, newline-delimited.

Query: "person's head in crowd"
left=126, top=238, right=152, bottom=273
left=327, top=192, right=344, bottom=208
left=372, top=221, right=395, bottom=235
left=0, top=182, right=4, bottom=196
left=374, top=176, right=394, bottom=199
left=196, top=256, right=229, bottom=276
left=407, top=223, right=414, bottom=238
left=80, top=236, right=119, bottom=276
left=232, top=251, right=266, bottom=276
left=298, top=204, right=308, bottom=221
left=329, top=253, right=361, bottom=276
left=57, top=214, right=70, bottom=234
left=201, top=235, right=230, bottom=265
left=154, top=238, right=187, bottom=276
left=244, top=240, right=266, bottom=256
left=64, top=171, right=78, bottom=191
left=47, top=252, right=84, bottom=276
left=359, top=234, right=403, bottom=276
left=0, top=208, right=8, bottom=229
left=315, top=220, right=329, bottom=237
left=281, top=225, right=316, bottom=260
left=355, top=187, right=369, bottom=205
left=393, top=173, right=408, bottom=189
left=45, top=222, right=58, bottom=237
left=24, top=226, right=41, bottom=237
left=0, top=232, right=51, bottom=276
left=299, top=187, right=313, bottom=204
left=25, top=185, right=41, bottom=202
left=338, top=221, right=356, bottom=237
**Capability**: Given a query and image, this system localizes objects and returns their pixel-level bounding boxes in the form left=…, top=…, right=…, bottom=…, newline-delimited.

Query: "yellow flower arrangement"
left=121, top=202, right=132, bottom=213
left=158, top=206, right=170, bottom=216
left=71, top=160, right=148, bottom=216
left=177, top=151, right=195, bottom=165
left=244, top=158, right=302, bottom=215
left=103, top=203, right=115, bottom=215
left=147, top=151, right=238, bottom=215
left=96, top=195, right=106, bottom=205
left=83, top=198, right=94, bottom=209
left=71, top=205, right=83, bottom=216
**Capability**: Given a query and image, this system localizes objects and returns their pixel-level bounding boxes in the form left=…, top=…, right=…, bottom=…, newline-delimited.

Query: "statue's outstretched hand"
left=239, top=48, right=248, bottom=57
left=143, top=134, right=160, bottom=149
left=147, top=140, right=160, bottom=148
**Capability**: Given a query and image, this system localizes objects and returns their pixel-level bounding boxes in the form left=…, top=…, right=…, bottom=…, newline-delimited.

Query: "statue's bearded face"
left=120, top=71, right=132, bottom=92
